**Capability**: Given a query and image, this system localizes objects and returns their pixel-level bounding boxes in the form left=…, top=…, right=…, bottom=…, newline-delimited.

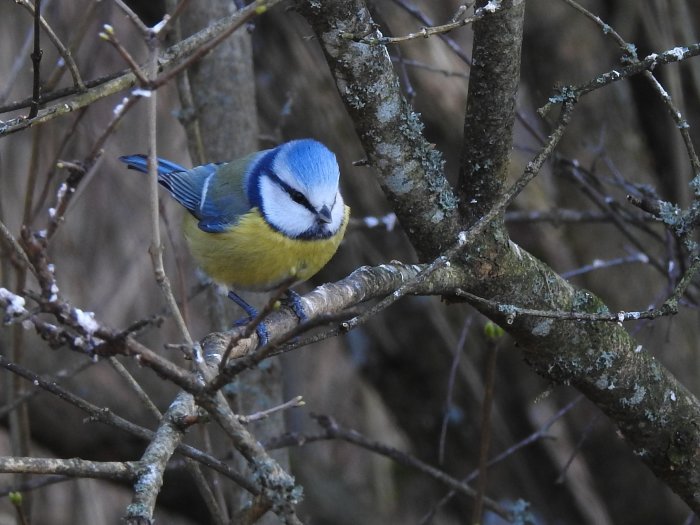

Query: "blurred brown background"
left=1, top=1, right=699, bottom=523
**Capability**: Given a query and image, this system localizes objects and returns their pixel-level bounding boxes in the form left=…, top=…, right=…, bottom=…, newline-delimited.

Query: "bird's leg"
left=227, top=290, right=269, bottom=345
left=227, top=290, right=257, bottom=317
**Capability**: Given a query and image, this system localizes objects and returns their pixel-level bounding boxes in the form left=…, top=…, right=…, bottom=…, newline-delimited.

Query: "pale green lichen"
left=508, top=499, right=538, bottom=525
left=532, top=319, right=553, bottom=337
left=690, top=174, right=700, bottom=196
left=622, top=384, right=646, bottom=406
left=596, top=351, right=615, bottom=369
left=572, top=289, right=609, bottom=314
left=595, top=375, right=610, bottom=390
left=376, top=96, right=399, bottom=124
left=658, top=200, right=684, bottom=230
left=430, top=209, right=445, bottom=223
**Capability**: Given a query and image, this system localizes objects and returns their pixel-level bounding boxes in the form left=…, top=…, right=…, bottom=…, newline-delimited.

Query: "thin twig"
left=142, top=32, right=194, bottom=352
left=99, top=25, right=149, bottom=85
left=389, top=56, right=469, bottom=78
left=311, top=414, right=512, bottom=521
left=0, top=220, right=38, bottom=277
left=112, top=0, right=151, bottom=35
left=108, top=357, right=162, bottom=419
left=150, top=0, right=283, bottom=90
left=0, top=475, right=69, bottom=497
left=0, top=355, right=256, bottom=492
left=389, top=0, right=547, bottom=146
left=560, top=159, right=673, bottom=288
left=16, top=0, right=84, bottom=91
left=42, top=0, right=94, bottom=92
left=47, top=95, right=141, bottom=239
left=561, top=252, right=650, bottom=279
left=28, top=0, right=42, bottom=119
left=359, top=4, right=484, bottom=45
left=237, top=396, right=305, bottom=424
left=420, top=396, right=583, bottom=524
left=438, top=316, right=472, bottom=464
left=554, top=412, right=602, bottom=484
left=389, top=0, right=472, bottom=65
left=559, top=0, right=700, bottom=209
left=504, top=208, right=657, bottom=224
left=0, top=359, right=94, bottom=420
left=196, top=394, right=303, bottom=525
left=30, top=109, right=89, bottom=223
left=471, top=339, right=500, bottom=524
left=539, top=43, right=700, bottom=116
left=461, top=244, right=700, bottom=321
left=0, top=20, right=34, bottom=104
left=157, top=0, right=193, bottom=36
left=0, top=0, right=283, bottom=136
left=0, top=69, right=125, bottom=114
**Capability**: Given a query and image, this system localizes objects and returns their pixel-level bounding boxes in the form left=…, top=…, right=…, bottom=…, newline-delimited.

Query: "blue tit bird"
left=120, top=139, right=350, bottom=335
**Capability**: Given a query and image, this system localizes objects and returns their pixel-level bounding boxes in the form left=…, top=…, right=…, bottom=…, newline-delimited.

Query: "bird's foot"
left=228, top=290, right=269, bottom=346
left=282, top=290, right=308, bottom=322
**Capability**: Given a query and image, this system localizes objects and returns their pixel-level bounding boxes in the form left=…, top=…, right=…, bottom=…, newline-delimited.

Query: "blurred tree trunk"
left=172, top=1, right=287, bottom=520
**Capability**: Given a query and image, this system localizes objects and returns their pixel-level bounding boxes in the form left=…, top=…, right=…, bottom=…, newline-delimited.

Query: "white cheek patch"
left=329, top=192, right=345, bottom=231
left=259, top=177, right=316, bottom=237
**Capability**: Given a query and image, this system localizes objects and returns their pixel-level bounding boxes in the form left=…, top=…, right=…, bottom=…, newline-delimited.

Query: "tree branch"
left=0, top=456, right=139, bottom=481
left=296, top=0, right=462, bottom=260
left=0, top=0, right=282, bottom=137
left=458, top=0, right=525, bottom=222
left=297, top=0, right=700, bottom=513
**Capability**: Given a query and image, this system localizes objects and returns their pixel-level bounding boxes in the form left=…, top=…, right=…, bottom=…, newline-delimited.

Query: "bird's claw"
left=283, top=290, right=308, bottom=322
left=228, top=291, right=269, bottom=346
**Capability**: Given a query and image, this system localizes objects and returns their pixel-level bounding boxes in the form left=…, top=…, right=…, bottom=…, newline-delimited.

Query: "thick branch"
left=296, top=0, right=462, bottom=260
left=200, top=262, right=468, bottom=366
left=470, top=245, right=700, bottom=511
left=124, top=393, right=194, bottom=524
left=458, top=0, right=526, bottom=222
left=296, top=0, right=700, bottom=513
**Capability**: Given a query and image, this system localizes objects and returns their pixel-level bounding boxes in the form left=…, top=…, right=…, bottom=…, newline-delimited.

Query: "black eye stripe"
left=289, top=189, right=306, bottom=204
left=265, top=171, right=316, bottom=214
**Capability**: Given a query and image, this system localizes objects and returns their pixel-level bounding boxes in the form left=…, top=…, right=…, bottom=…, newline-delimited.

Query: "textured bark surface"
left=299, top=0, right=700, bottom=513
left=459, top=0, right=525, bottom=222
left=296, top=0, right=463, bottom=261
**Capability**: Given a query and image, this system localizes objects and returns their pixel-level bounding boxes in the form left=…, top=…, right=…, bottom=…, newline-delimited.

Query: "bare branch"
left=15, top=0, right=84, bottom=91
left=0, top=355, right=258, bottom=493
left=310, top=414, right=512, bottom=521
left=0, top=456, right=139, bottom=481
left=540, top=43, right=700, bottom=115
left=358, top=4, right=480, bottom=45
left=0, top=0, right=283, bottom=136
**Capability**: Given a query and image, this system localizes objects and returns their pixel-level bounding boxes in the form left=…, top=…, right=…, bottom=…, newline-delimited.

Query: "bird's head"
left=253, top=139, right=345, bottom=239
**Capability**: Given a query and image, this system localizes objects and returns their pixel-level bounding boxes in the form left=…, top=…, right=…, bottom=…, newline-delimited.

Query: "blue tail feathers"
left=119, top=154, right=203, bottom=213
left=119, top=154, right=241, bottom=227
left=119, top=154, right=187, bottom=175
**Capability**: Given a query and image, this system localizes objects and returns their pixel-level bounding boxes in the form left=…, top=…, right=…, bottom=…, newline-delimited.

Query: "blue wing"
left=119, top=154, right=252, bottom=233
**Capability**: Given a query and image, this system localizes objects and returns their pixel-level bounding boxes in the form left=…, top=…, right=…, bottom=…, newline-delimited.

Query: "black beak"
left=317, top=205, right=332, bottom=224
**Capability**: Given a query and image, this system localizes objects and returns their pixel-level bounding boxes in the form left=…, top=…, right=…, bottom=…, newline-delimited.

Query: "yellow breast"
left=183, top=206, right=350, bottom=291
